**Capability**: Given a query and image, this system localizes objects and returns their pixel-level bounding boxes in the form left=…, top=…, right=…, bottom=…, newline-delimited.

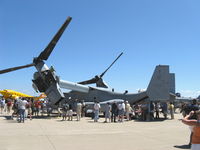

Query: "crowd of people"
left=0, top=97, right=199, bottom=123
left=0, top=96, right=200, bottom=149
left=90, top=100, right=178, bottom=123
left=0, top=97, right=51, bottom=123
left=0, top=98, right=12, bottom=114
left=60, top=100, right=84, bottom=121
left=58, top=99, right=184, bottom=123
left=0, top=97, right=180, bottom=123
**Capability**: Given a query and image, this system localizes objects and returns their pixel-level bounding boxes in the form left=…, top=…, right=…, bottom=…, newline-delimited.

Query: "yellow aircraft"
left=0, top=89, right=46, bottom=100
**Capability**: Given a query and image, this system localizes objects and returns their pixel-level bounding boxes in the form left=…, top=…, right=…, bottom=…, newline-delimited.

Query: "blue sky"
left=0, top=0, right=200, bottom=97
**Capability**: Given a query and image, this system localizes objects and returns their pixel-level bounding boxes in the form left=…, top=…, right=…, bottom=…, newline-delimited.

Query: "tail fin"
left=169, top=73, right=176, bottom=94
left=147, top=65, right=171, bottom=101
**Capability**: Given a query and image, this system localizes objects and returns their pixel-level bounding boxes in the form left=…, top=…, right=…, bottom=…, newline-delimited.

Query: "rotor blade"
left=78, top=77, right=98, bottom=85
left=0, top=63, right=34, bottom=74
left=37, top=16, right=72, bottom=61
left=100, top=52, right=123, bottom=78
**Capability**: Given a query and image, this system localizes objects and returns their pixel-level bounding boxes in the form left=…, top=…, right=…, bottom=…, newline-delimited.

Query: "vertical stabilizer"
left=147, top=65, right=170, bottom=101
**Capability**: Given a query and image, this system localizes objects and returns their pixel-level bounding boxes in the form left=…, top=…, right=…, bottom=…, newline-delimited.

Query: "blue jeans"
left=94, top=110, right=99, bottom=121
left=19, top=109, right=25, bottom=122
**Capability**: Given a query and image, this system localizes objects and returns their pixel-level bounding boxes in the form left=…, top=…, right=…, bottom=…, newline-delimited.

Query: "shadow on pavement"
left=4, top=116, right=12, bottom=120
left=174, top=144, right=190, bottom=149
left=134, top=118, right=167, bottom=122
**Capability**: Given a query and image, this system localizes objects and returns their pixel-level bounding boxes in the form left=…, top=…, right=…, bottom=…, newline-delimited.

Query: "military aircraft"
left=0, top=16, right=174, bottom=106
left=0, top=89, right=46, bottom=100
left=63, top=65, right=173, bottom=104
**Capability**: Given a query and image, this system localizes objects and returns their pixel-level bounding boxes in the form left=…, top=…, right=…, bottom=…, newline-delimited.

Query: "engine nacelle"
left=32, top=70, right=64, bottom=105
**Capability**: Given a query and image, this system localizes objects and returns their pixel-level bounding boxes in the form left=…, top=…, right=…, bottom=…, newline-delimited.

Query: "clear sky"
left=0, top=0, right=200, bottom=97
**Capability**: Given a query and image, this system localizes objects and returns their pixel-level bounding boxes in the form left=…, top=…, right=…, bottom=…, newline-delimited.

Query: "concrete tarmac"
left=0, top=113, right=190, bottom=150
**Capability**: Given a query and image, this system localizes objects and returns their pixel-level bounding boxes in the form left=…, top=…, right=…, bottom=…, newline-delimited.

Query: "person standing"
left=26, top=99, right=33, bottom=120
left=61, top=103, right=69, bottom=121
left=67, top=104, right=73, bottom=121
left=141, top=103, right=148, bottom=121
left=125, top=101, right=131, bottom=121
left=169, top=102, right=175, bottom=119
left=94, top=101, right=101, bottom=122
left=161, top=102, right=168, bottom=119
left=111, top=102, right=118, bottom=122
left=34, top=100, right=40, bottom=117
left=76, top=101, right=82, bottom=121
left=118, top=101, right=125, bottom=122
left=150, top=101, right=155, bottom=120
left=40, top=100, right=46, bottom=116
left=0, top=98, right=5, bottom=114
left=81, top=100, right=86, bottom=117
left=155, top=102, right=160, bottom=119
left=133, top=104, right=140, bottom=119
left=17, top=98, right=28, bottom=123
left=182, top=110, right=200, bottom=150
left=11, top=99, right=18, bottom=120
left=104, top=102, right=111, bottom=123
left=6, top=99, right=12, bottom=114
left=186, top=99, right=199, bottom=147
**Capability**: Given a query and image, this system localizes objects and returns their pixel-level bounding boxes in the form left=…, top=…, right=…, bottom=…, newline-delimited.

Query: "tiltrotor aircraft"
left=0, top=16, right=175, bottom=106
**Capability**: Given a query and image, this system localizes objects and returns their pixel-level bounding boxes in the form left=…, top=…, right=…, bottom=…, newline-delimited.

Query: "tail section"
left=169, top=73, right=176, bottom=94
left=147, top=65, right=171, bottom=101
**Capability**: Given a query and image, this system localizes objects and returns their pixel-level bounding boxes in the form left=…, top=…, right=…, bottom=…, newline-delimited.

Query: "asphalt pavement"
left=0, top=113, right=190, bottom=150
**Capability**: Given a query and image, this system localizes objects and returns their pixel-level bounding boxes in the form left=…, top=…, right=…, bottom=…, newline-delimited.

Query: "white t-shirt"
left=94, top=103, right=100, bottom=111
left=118, top=103, right=125, bottom=110
left=0, top=99, right=5, bottom=107
left=17, top=100, right=28, bottom=110
left=125, top=103, right=131, bottom=112
left=122, top=103, right=125, bottom=110
left=76, top=103, right=82, bottom=112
